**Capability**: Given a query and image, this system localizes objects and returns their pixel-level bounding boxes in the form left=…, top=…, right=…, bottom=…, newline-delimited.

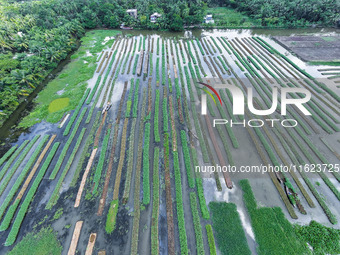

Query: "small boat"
left=102, top=102, right=112, bottom=114
left=120, top=23, right=133, bottom=30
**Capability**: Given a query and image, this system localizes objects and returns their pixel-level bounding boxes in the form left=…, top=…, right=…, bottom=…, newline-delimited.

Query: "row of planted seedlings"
left=130, top=85, right=148, bottom=255
left=220, top=48, right=325, bottom=215
left=173, top=37, right=222, bottom=252
left=173, top=47, right=217, bottom=253
left=0, top=135, right=46, bottom=221
left=237, top=37, right=339, bottom=134
left=225, top=38, right=317, bottom=135
left=4, top=138, right=60, bottom=246
left=274, top=124, right=338, bottom=224
left=251, top=36, right=340, bottom=112
left=244, top=38, right=340, bottom=133
left=122, top=79, right=138, bottom=203
left=105, top=82, right=130, bottom=231
left=238, top=38, right=340, bottom=182
left=174, top=36, right=216, bottom=219
left=0, top=134, right=56, bottom=232
left=253, top=37, right=340, bottom=103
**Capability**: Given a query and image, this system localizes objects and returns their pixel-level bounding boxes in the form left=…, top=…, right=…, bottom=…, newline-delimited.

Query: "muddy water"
left=1, top=27, right=340, bottom=255
left=1, top=27, right=338, bottom=154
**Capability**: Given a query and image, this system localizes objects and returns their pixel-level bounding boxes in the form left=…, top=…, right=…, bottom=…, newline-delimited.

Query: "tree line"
left=0, top=0, right=206, bottom=125
left=221, top=0, right=340, bottom=27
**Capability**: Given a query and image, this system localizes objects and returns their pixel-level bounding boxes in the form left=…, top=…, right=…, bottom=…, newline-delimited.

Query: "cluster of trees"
left=222, top=0, right=340, bottom=27
left=0, top=0, right=206, bottom=125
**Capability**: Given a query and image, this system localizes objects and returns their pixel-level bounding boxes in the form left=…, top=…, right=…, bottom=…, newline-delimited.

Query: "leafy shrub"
left=209, top=202, right=251, bottom=255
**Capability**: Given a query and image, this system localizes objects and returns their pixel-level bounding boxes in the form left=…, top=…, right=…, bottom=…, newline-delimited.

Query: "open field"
left=0, top=29, right=339, bottom=254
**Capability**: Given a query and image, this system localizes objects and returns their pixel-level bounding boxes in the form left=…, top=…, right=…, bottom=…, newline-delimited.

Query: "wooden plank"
left=85, top=233, right=97, bottom=255
left=16, top=135, right=56, bottom=200
left=67, top=221, right=83, bottom=255
left=74, top=148, right=98, bottom=208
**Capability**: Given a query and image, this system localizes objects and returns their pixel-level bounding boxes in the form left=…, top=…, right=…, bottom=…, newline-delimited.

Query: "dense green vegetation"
left=239, top=179, right=310, bottom=255
left=0, top=0, right=205, bottom=126
left=7, top=227, right=62, bottom=255
left=295, top=220, right=340, bottom=255
left=221, top=0, right=339, bottom=27
left=209, top=202, right=251, bottom=255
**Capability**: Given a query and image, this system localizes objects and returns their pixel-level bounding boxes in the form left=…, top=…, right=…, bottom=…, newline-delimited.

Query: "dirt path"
left=67, top=221, right=83, bottom=255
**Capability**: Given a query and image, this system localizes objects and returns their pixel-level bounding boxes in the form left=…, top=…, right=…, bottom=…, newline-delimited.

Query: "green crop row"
left=174, top=78, right=180, bottom=99
left=0, top=142, right=27, bottom=183
left=154, top=90, right=160, bottom=142
left=247, top=55, right=261, bottom=70
left=217, top=56, right=229, bottom=72
left=122, top=118, right=137, bottom=202
left=46, top=128, right=86, bottom=210
left=115, top=53, right=125, bottom=78
left=234, top=60, right=245, bottom=71
left=190, top=148, right=210, bottom=219
left=4, top=141, right=60, bottom=246
left=240, top=179, right=309, bottom=255
left=156, top=57, right=160, bottom=84
left=132, top=54, right=139, bottom=75
left=86, top=75, right=102, bottom=104
left=105, top=199, right=118, bottom=234
left=184, top=66, right=195, bottom=102
left=63, top=88, right=90, bottom=136
left=149, top=52, right=153, bottom=74
left=254, top=37, right=340, bottom=103
left=0, top=145, right=17, bottom=168
left=71, top=112, right=100, bottom=187
left=179, top=41, right=186, bottom=64
left=213, top=56, right=226, bottom=74
left=275, top=126, right=337, bottom=224
left=209, top=202, right=251, bottom=255
left=121, top=52, right=130, bottom=74
left=217, top=37, right=231, bottom=54
left=92, top=128, right=111, bottom=195
left=210, top=37, right=222, bottom=53
left=50, top=108, right=87, bottom=179
left=180, top=130, right=195, bottom=188
left=186, top=41, right=197, bottom=64
left=85, top=50, right=117, bottom=123
left=156, top=37, right=160, bottom=55
left=216, top=92, right=239, bottom=149
left=207, top=38, right=217, bottom=53
left=0, top=137, right=39, bottom=196
left=0, top=135, right=49, bottom=222
left=286, top=128, right=340, bottom=200
left=215, top=125, right=235, bottom=166
left=151, top=147, right=160, bottom=255
left=191, top=102, right=209, bottom=163
left=138, top=36, right=142, bottom=52
left=0, top=141, right=60, bottom=232
left=163, top=97, right=168, bottom=132
left=143, top=123, right=151, bottom=205
left=196, top=38, right=205, bottom=55
left=189, top=192, right=204, bottom=255
left=173, top=151, right=189, bottom=255
left=132, top=79, right=140, bottom=118
left=294, top=126, right=340, bottom=181
left=206, top=225, right=217, bottom=255
left=162, top=46, right=166, bottom=85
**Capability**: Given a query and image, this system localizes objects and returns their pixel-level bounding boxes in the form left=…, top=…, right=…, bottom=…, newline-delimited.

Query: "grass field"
left=19, top=30, right=121, bottom=128
left=205, top=7, right=259, bottom=27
